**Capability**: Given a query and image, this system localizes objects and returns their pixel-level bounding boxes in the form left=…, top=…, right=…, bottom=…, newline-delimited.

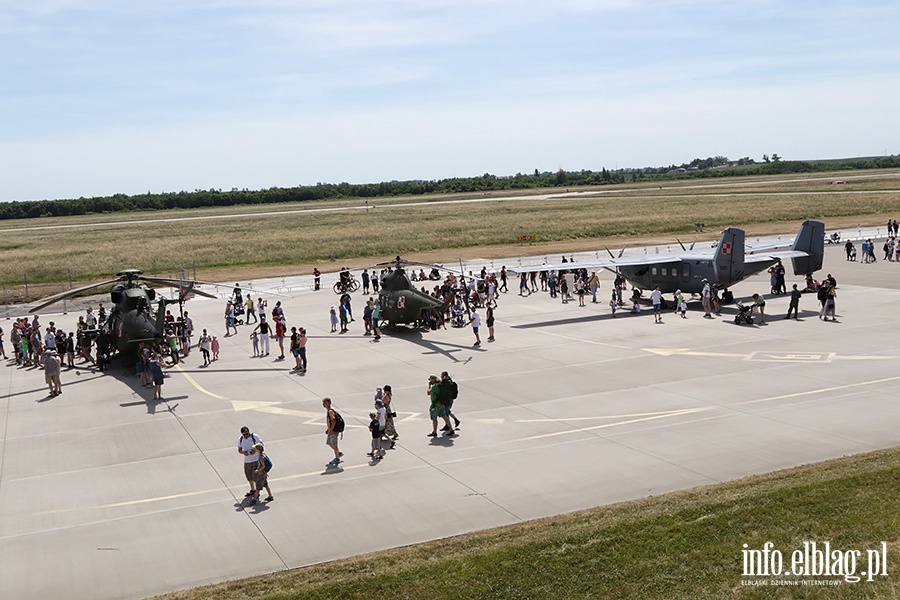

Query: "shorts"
left=291, top=347, right=300, bottom=358
left=653, top=303, right=661, bottom=313
left=371, top=438, right=381, bottom=452
left=472, top=327, right=479, bottom=334
left=429, top=401, right=447, bottom=420
left=326, top=434, right=339, bottom=447
left=226, top=317, right=235, bottom=326
left=254, top=470, right=268, bottom=490
left=244, top=462, right=256, bottom=481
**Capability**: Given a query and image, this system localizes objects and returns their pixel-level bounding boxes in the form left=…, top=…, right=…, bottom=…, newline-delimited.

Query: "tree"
left=771, top=153, right=781, bottom=162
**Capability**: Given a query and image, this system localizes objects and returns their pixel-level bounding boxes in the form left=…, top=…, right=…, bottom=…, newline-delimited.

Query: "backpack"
left=439, top=379, right=458, bottom=406
left=263, top=455, right=273, bottom=472
left=331, top=409, right=346, bottom=433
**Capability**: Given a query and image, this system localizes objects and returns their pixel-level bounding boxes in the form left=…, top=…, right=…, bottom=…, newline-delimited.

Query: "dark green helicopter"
left=374, top=257, right=466, bottom=328
left=29, top=269, right=217, bottom=360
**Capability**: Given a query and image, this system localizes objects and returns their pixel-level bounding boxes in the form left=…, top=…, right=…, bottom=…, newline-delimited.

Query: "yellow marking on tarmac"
left=24, top=464, right=370, bottom=517
left=516, top=407, right=713, bottom=442
left=644, top=348, right=900, bottom=363
left=515, top=374, right=900, bottom=442
left=396, top=412, right=504, bottom=425
left=735, top=375, right=900, bottom=407
left=516, top=408, right=702, bottom=423
left=175, top=364, right=229, bottom=399
left=231, top=400, right=320, bottom=419
left=644, top=348, right=750, bottom=358
left=538, top=329, right=633, bottom=349
left=27, top=375, right=900, bottom=518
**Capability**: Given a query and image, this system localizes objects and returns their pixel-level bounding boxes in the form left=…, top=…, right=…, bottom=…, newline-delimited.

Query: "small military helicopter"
left=373, top=257, right=464, bottom=328
left=29, top=269, right=217, bottom=360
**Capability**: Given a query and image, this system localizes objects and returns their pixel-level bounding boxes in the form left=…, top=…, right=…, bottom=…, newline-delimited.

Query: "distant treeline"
left=4, top=155, right=899, bottom=221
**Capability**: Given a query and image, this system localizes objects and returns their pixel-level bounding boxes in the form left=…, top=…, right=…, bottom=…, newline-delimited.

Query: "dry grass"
left=2, top=169, right=900, bottom=292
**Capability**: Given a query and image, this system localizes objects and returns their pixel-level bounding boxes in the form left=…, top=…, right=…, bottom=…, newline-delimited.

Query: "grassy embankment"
left=3, top=168, right=900, bottom=293
left=153, top=447, right=900, bottom=600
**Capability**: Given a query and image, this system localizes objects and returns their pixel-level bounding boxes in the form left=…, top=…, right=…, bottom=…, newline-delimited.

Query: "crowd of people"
left=6, top=311, right=113, bottom=397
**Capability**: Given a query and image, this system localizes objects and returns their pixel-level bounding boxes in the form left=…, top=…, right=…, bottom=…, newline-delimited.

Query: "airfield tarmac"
left=2, top=241, right=899, bottom=599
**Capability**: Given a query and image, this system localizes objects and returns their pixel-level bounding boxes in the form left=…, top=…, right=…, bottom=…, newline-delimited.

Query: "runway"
left=1, top=242, right=898, bottom=599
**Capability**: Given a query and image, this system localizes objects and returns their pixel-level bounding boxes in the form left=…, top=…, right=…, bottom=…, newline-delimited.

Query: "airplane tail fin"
left=713, top=227, right=745, bottom=286
left=790, top=220, right=825, bottom=275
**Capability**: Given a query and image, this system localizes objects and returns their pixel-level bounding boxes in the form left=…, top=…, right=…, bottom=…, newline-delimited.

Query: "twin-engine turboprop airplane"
left=509, top=220, right=825, bottom=295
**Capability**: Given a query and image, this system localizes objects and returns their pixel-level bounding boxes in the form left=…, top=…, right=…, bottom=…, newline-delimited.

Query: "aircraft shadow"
left=13, top=369, right=104, bottom=401
left=511, top=309, right=640, bottom=329
left=383, top=327, right=484, bottom=362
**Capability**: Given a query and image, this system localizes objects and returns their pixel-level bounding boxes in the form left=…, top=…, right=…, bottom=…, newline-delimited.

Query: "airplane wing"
left=507, top=255, right=681, bottom=274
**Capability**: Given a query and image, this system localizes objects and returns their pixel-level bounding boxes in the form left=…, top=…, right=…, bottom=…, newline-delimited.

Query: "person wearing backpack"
left=427, top=375, right=455, bottom=438
left=323, top=397, right=345, bottom=466
left=238, top=427, right=262, bottom=499
left=440, top=371, right=462, bottom=431
left=249, top=443, right=273, bottom=505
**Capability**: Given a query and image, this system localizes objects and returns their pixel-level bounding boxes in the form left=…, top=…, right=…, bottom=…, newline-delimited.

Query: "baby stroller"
left=451, top=303, right=466, bottom=328
left=232, top=300, right=246, bottom=325
left=734, top=303, right=754, bottom=325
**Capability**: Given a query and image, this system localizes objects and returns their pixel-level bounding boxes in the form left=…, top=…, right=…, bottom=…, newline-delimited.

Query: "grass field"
left=151, top=447, right=900, bottom=600
left=2, top=168, right=900, bottom=293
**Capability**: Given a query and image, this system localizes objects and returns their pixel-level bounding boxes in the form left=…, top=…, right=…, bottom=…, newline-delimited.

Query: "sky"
left=1, top=0, right=899, bottom=202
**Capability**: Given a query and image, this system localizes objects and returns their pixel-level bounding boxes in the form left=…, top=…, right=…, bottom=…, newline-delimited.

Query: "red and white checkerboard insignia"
left=721, top=241, right=732, bottom=255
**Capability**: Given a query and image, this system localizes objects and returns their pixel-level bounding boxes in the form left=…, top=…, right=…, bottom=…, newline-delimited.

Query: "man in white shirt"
left=701, top=279, right=713, bottom=318
left=650, top=286, right=664, bottom=324
left=467, top=307, right=482, bottom=346
left=238, top=427, right=262, bottom=503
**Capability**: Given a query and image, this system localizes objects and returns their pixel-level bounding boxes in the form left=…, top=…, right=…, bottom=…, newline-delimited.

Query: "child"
left=368, top=412, right=384, bottom=460
left=250, top=443, right=274, bottom=504
left=339, top=303, right=349, bottom=333
left=375, top=398, right=394, bottom=448
left=329, top=306, right=338, bottom=333
left=65, top=331, right=76, bottom=367
left=250, top=331, right=259, bottom=357
left=211, top=335, right=220, bottom=361
left=610, top=289, right=618, bottom=317
left=675, top=290, right=687, bottom=318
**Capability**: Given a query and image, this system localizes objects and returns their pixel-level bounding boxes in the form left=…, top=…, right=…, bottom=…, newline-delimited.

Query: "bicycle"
left=333, top=277, right=360, bottom=294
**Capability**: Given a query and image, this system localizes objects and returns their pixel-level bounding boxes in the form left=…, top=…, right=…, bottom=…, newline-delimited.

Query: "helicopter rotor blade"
left=689, top=235, right=698, bottom=251
left=676, top=238, right=687, bottom=252
left=28, top=278, right=124, bottom=313
left=151, top=277, right=290, bottom=298
left=140, top=277, right=219, bottom=299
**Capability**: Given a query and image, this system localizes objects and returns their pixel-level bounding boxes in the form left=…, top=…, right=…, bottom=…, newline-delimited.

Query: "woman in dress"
left=486, top=304, right=495, bottom=341
left=383, top=384, right=398, bottom=441
left=149, top=349, right=165, bottom=400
